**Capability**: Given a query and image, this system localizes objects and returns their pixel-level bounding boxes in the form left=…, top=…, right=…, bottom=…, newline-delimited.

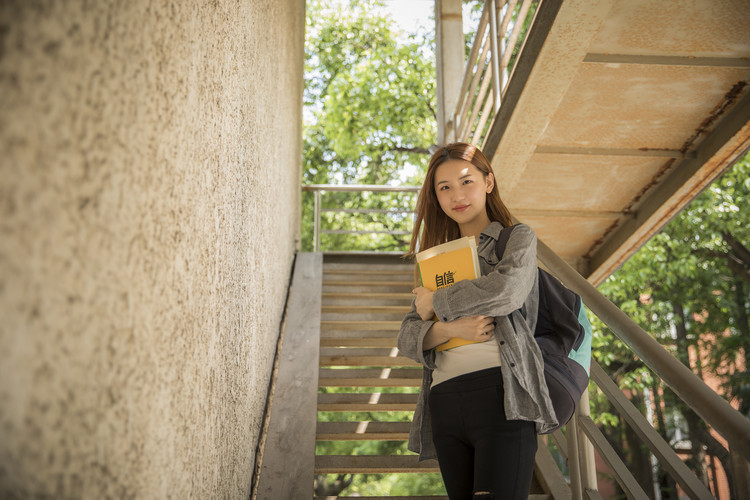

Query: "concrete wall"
left=0, top=1, right=305, bottom=498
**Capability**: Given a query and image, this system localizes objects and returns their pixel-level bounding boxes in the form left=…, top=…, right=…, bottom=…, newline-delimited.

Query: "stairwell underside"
left=481, top=0, right=750, bottom=284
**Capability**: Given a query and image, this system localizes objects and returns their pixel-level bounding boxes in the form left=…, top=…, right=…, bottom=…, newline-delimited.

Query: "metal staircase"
left=255, top=0, right=750, bottom=497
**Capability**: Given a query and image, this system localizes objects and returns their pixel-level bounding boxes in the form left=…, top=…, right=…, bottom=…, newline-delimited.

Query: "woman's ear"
left=485, top=173, right=495, bottom=193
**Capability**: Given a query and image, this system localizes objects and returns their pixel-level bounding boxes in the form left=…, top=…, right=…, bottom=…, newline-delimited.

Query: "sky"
left=382, top=0, right=434, bottom=36
left=381, top=0, right=479, bottom=41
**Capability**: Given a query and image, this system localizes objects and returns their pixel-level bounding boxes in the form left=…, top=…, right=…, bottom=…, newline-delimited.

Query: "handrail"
left=452, top=0, right=537, bottom=145
left=536, top=237, right=750, bottom=462
left=302, top=184, right=421, bottom=193
left=590, top=361, right=714, bottom=499
left=301, top=184, right=420, bottom=252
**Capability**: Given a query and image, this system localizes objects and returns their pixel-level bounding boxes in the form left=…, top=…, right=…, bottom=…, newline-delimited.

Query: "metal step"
left=320, top=355, right=419, bottom=367
left=320, top=347, right=400, bottom=357
left=321, top=329, right=399, bottom=338
left=320, top=368, right=421, bottom=379
left=321, top=337, right=398, bottom=347
left=318, top=392, right=418, bottom=412
left=321, top=320, right=401, bottom=331
left=324, top=282, right=413, bottom=293
left=319, top=378, right=421, bottom=388
left=323, top=269, right=414, bottom=281
left=314, top=497, right=449, bottom=500
left=322, top=292, right=414, bottom=306
left=316, top=421, right=411, bottom=441
left=323, top=304, right=411, bottom=314
left=323, top=262, right=415, bottom=273
left=314, top=497, right=552, bottom=500
left=315, top=455, right=440, bottom=474
left=322, top=312, right=408, bottom=322
left=324, top=280, right=412, bottom=287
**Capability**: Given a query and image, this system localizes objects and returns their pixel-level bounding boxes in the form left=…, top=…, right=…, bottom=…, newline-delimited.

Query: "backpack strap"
left=494, top=224, right=518, bottom=260
left=494, top=224, right=526, bottom=324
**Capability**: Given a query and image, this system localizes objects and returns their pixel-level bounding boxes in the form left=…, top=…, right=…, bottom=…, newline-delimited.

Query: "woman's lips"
left=453, top=205, right=469, bottom=212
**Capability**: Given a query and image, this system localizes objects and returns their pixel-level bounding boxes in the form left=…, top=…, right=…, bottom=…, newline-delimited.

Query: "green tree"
left=591, top=154, right=750, bottom=497
left=303, top=0, right=437, bottom=252
left=305, top=1, right=443, bottom=496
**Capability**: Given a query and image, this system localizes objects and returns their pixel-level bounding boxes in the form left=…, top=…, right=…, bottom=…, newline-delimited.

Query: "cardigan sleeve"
left=397, top=296, right=438, bottom=369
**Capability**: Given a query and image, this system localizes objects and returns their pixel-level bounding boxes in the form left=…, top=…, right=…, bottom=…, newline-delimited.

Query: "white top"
left=431, top=340, right=502, bottom=388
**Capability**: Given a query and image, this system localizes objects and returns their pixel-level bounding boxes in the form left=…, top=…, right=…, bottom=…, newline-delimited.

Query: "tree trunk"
left=671, top=302, right=740, bottom=498
left=672, top=302, right=709, bottom=486
left=624, top=392, right=657, bottom=499
left=735, top=280, right=750, bottom=416
left=313, top=474, right=353, bottom=496
left=652, top=382, right=679, bottom=500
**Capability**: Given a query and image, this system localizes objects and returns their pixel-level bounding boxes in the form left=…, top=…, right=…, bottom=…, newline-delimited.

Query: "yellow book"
left=416, top=236, right=481, bottom=352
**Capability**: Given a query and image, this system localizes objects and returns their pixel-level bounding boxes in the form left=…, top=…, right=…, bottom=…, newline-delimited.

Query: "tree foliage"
left=590, top=154, right=749, bottom=496
left=302, top=0, right=437, bottom=252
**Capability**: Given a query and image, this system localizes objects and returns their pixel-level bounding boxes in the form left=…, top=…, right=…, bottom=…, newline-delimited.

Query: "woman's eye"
left=463, top=179, right=473, bottom=185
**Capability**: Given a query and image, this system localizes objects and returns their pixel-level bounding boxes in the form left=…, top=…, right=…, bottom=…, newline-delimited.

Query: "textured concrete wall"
left=0, top=1, right=304, bottom=498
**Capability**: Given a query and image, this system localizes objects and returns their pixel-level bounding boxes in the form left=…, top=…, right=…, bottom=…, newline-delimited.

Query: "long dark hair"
left=406, top=142, right=513, bottom=259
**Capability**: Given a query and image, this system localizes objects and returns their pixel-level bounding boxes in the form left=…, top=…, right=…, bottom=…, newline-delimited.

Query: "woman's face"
left=433, top=159, right=494, bottom=227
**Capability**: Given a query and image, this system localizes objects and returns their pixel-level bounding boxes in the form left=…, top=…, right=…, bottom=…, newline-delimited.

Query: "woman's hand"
left=412, top=287, right=435, bottom=321
left=445, top=315, right=496, bottom=341
left=422, top=315, right=496, bottom=350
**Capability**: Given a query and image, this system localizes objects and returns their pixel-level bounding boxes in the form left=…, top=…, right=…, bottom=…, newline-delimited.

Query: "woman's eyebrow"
left=436, top=173, right=473, bottom=186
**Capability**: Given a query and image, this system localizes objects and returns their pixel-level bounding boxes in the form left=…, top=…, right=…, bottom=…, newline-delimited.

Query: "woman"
left=398, top=142, right=557, bottom=499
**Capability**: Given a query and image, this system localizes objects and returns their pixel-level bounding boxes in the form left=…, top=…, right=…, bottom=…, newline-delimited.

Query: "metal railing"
left=452, top=0, right=537, bottom=146
left=301, top=185, right=420, bottom=253
left=537, top=238, right=750, bottom=500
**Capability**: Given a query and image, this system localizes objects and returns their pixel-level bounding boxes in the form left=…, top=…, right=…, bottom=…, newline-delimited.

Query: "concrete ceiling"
left=483, top=0, right=750, bottom=284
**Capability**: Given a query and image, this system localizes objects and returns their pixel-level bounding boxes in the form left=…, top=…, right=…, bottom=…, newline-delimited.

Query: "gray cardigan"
left=397, top=222, right=558, bottom=461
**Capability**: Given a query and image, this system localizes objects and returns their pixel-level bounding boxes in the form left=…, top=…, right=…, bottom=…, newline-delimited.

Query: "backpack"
left=495, top=225, right=593, bottom=433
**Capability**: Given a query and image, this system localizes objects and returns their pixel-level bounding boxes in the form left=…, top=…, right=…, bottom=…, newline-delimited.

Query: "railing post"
left=576, top=391, right=598, bottom=492
left=488, top=0, right=502, bottom=112
left=313, top=189, right=321, bottom=252
left=536, top=236, right=750, bottom=461
left=730, top=445, right=750, bottom=500
left=567, top=415, right=584, bottom=500
left=435, top=0, right=464, bottom=144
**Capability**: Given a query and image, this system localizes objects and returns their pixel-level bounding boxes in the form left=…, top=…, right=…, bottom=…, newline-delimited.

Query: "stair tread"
left=321, top=330, right=399, bottom=338
left=321, top=320, right=402, bottom=331
left=321, top=348, right=400, bottom=357
left=320, top=355, right=419, bottom=367
left=317, top=421, right=411, bottom=440
left=319, top=378, right=422, bottom=388
left=319, top=393, right=418, bottom=403
left=317, top=421, right=412, bottom=431
left=315, top=497, right=551, bottom=500
left=315, top=455, right=440, bottom=474
left=319, top=368, right=421, bottom=378
left=318, top=393, right=417, bottom=411
left=322, top=305, right=411, bottom=314
left=321, top=337, right=399, bottom=347
left=324, top=280, right=413, bottom=286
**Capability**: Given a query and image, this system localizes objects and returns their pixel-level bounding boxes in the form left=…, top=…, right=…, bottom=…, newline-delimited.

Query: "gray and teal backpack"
left=495, top=225, right=593, bottom=433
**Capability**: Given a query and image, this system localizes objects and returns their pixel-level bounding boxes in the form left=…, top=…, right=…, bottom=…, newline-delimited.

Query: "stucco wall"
left=0, top=1, right=304, bottom=498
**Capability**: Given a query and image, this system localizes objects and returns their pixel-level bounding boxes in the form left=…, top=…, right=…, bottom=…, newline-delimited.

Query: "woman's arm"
left=398, top=302, right=437, bottom=367
left=399, top=296, right=497, bottom=359
left=422, top=316, right=496, bottom=350
left=432, top=224, right=537, bottom=322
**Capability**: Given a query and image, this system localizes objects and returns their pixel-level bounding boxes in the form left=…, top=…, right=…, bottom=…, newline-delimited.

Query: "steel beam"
left=435, top=0, right=464, bottom=144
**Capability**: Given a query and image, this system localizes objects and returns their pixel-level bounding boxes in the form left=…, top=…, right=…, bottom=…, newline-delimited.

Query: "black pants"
left=428, top=368, right=538, bottom=500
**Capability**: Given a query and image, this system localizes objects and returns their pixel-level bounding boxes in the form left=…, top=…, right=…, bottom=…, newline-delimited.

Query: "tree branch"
left=391, top=146, right=432, bottom=155
left=723, top=231, right=750, bottom=266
